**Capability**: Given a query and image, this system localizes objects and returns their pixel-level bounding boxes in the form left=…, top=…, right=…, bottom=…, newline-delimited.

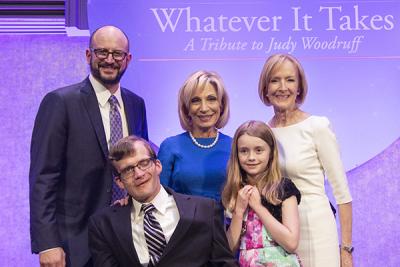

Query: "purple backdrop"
left=0, top=1, right=399, bottom=266
left=0, top=35, right=88, bottom=266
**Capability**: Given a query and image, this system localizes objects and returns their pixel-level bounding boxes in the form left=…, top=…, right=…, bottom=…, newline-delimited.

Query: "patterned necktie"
left=142, top=203, right=167, bottom=266
left=109, top=95, right=126, bottom=203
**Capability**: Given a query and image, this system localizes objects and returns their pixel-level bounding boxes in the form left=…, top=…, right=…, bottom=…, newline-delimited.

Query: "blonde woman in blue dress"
left=258, top=54, right=353, bottom=267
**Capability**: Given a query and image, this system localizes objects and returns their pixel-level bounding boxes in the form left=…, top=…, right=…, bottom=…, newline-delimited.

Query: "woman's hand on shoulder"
left=112, top=196, right=129, bottom=206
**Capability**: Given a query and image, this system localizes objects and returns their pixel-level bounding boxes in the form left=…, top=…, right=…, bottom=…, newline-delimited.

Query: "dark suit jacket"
left=88, top=187, right=238, bottom=267
left=29, top=77, right=148, bottom=266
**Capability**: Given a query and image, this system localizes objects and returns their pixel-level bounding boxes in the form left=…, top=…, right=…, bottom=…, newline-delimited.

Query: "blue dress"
left=158, top=132, right=232, bottom=201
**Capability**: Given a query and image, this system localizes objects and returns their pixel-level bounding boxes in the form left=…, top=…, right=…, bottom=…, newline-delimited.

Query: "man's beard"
left=90, top=61, right=126, bottom=85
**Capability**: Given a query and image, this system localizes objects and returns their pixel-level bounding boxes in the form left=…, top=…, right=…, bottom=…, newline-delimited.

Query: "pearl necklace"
left=189, top=131, right=219, bottom=149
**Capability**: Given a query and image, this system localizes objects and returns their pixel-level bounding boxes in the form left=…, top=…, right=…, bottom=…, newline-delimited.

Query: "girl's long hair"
left=222, top=120, right=283, bottom=212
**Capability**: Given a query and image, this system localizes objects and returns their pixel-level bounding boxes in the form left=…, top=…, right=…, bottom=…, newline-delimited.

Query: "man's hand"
left=39, top=247, right=66, bottom=267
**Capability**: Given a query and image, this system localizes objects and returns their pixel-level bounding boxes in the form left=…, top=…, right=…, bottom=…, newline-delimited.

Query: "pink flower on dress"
left=244, top=209, right=264, bottom=249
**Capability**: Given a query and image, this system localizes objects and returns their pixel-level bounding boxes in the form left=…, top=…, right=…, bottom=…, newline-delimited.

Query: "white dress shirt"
left=89, top=74, right=129, bottom=149
left=131, top=187, right=180, bottom=266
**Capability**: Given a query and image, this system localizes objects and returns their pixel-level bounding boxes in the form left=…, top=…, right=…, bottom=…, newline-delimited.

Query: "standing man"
left=88, top=136, right=238, bottom=267
left=30, top=25, right=148, bottom=267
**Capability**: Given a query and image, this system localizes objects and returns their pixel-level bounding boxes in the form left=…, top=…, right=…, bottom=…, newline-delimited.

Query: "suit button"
left=106, top=189, right=111, bottom=193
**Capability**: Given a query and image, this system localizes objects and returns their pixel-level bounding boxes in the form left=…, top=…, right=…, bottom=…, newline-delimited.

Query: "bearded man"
left=29, top=25, right=148, bottom=267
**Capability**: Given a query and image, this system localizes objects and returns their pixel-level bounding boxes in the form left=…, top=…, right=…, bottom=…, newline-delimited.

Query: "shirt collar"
left=131, top=186, right=169, bottom=219
left=89, top=74, right=123, bottom=108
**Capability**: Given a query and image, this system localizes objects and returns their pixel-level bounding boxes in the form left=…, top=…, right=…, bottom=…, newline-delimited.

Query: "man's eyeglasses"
left=118, top=158, right=155, bottom=180
left=90, top=48, right=128, bottom=61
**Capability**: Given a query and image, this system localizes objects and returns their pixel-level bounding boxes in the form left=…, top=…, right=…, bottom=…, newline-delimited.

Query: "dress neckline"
left=268, top=115, right=313, bottom=129
left=186, top=131, right=223, bottom=139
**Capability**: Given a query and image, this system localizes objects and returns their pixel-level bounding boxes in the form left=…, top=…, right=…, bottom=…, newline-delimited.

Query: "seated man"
left=88, top=135, right=238, bottom=267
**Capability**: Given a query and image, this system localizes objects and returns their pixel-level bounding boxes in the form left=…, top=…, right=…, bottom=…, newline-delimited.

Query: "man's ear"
left=115, top=176, right=125, bottom=190
left=155, top=159, right=162, bottom=175
left=126, top=52, right=133, bottom=65
left=85, top=48, right=92, bottom=64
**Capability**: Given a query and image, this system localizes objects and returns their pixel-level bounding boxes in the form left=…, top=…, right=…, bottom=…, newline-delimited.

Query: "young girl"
left=222, top=120, right=302, bottom=267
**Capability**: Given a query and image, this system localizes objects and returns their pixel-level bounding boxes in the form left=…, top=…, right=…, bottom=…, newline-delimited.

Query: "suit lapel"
left=121, top=88, right=136, bottom=135
left=112, top=200, right=142, bottom=266
left=161, top=188, right=196, bottom=259
left=80, top=78, right=108, bottom=157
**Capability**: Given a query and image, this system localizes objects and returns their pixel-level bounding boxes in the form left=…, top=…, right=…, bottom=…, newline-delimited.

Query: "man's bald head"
left=89, top=25, right=130, bottom=51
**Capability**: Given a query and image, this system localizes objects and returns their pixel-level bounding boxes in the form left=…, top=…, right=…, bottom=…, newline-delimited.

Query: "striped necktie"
left=142, top=203, right=166, bottom=266
left=109, top=95, right=126, bottom=203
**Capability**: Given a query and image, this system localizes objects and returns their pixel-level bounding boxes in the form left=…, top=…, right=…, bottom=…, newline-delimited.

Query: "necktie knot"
left=142, top=203, right=156, bottom=215
left=109, top=95, right=119, bottom=107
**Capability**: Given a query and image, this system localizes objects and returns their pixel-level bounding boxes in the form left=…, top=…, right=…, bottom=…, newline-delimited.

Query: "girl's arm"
left=226, top=210, right=244, bottom=252
left=249, top=189, right=300, bottom=253
left=226, top=185, right=252, bottom=252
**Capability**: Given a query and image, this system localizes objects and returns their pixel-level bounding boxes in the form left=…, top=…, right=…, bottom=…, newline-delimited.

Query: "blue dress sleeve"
left=157, top=138, right=174, bottom=187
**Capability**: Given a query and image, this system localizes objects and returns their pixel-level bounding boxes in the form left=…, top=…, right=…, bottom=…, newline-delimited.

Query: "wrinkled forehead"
left=91, top=27, right=129, bottom=50
left=193, top=81, right=218, bottom=96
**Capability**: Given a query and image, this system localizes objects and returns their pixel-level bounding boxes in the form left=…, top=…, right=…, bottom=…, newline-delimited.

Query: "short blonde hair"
left=178, top=70, right=230, bottom=131
left=258, top=54, right=308, bottom=106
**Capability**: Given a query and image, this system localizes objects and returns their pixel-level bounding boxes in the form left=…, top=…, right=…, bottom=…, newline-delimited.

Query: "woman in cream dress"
left=258, top=54, right=353, bottom=267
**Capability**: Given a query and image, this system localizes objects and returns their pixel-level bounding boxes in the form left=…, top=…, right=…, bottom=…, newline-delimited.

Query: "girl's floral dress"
left=239, top=178, right=303, bottom=267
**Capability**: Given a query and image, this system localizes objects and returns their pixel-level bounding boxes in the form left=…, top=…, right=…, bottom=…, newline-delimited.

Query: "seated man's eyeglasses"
left=118, top=158, right=155, bottom=180
left=90, top=48, right=128, bottom=61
